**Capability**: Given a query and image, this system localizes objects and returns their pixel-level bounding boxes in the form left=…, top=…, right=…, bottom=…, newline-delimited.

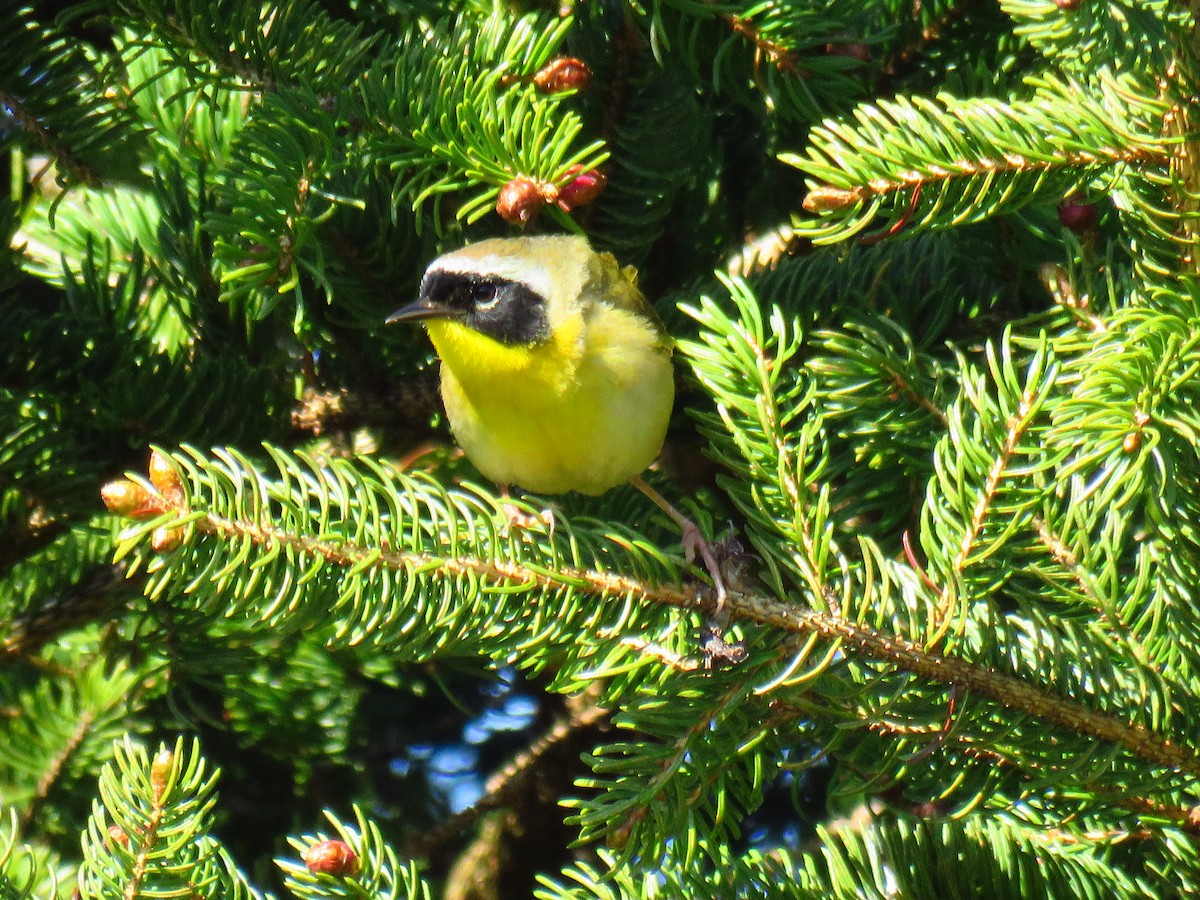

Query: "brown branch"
left=1163, top=33, right=1200, bottom=274
left=171, top=499, right=1200, bottom=780
left=724, top=16, right=802, bottom=76
left=886, top=365, right=949, bottom=426
left=20, top=709, right=94, bottom=834
left=882, top=1, right=971, bottom=79
left=2, top=565, right=131, bottom=664
left=0, top=89, right=102, bottom=189
left=863, top=707, right=1200, bottom=838
left=764, top=680, right=1200, bottom=841
left=289, top=378, right=443, bottom=441
left=803, top=145, right=1167, bottom=216
left=773, top=606, right=1200, bottom=776
left=410, top=699, right=610, bottom=859
left=125, top=752, right=172, bottom=900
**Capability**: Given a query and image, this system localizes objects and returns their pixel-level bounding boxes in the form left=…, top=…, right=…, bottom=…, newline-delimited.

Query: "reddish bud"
left=151, top=526, right=184, bottom=552
left=1057, top=199, right=1098, bottom=234
left=304, top=840, right=360, bottom=877
left=557, top=166, right=607, bottom=211
left=102, top=480, right=158, bottom=518
left=150, top=748, right=173, bottom=800
left=1055, top=0, right=1080, bottom=9
left=497, top=177, right=545, bottom=226
left=825, top=42, right=870, bottom=62
left=108, top=824, right=130, bottom=847
left=533, top=57, right=591, bottom=94
left=148, top=450, right=184, bottom=503
left=1125, top=410, right=1150, bottom=452
left=803, top=185, right=863, bottom=214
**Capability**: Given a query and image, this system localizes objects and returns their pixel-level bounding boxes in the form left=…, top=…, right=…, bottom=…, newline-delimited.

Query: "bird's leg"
left=630, top=476, right=744, bottom=666
left=629, top=475, right=727, bottom=607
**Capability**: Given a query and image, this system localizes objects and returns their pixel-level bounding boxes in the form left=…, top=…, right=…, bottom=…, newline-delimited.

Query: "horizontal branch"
left=174, top=499, right=1200, bottom=782
left=0, top=88, right=102, bottom=189
left=802, top=145, right=1166, bottom=215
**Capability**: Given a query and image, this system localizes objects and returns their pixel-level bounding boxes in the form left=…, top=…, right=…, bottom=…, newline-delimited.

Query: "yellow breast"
left=425, top=303, right=674, bottom=496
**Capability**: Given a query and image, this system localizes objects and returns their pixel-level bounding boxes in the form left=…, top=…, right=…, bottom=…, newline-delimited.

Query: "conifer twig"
left=20, top=709, right=94, bottom=835
left=177, top=501, right=1200, bottom=780
left=0, top=89, right=102, bottom=189
left=409, top=699, right=609, bottom=859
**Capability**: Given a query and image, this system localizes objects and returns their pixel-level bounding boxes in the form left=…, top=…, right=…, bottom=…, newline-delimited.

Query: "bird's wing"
left=586, top=251, right=674, bottom=351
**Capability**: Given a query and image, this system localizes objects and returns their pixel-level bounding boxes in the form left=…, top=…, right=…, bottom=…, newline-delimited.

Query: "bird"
left=387, top=234, right=727, bottom=603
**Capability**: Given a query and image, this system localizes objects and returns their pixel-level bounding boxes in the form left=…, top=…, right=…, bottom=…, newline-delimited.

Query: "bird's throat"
left=425, top=319, right=579, bottom=398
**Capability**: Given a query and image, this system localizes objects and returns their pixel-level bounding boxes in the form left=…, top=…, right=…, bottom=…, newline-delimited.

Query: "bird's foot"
left=700, top=612, right=747, bottom=669
left=628, top=476, right=748, bottom=665
left=680, top=526, right=748, bottom=667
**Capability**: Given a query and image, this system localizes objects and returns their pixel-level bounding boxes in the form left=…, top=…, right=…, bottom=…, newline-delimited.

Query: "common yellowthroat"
left=388, top=235, right=726, bottom=600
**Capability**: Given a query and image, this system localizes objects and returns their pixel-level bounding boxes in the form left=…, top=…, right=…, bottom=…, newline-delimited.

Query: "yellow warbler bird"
left=387, top=235, right=725, bottom=600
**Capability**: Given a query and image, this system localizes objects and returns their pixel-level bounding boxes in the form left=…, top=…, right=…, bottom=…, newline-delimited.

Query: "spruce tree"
left=2, top=0, right=1199, bottom=897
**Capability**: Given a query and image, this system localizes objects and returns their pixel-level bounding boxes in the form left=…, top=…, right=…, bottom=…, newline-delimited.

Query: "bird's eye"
left=469, top=282, right=500, bottom=310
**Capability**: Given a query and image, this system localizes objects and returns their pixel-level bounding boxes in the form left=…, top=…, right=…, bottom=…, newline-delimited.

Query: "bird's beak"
left=386, top=299, right=463, bottom=325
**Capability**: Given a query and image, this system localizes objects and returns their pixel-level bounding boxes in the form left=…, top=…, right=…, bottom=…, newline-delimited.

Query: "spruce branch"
left=0, top=6, right=148, bottom=193
left=0, top=809, right=61, bottom=899
left=867, top=702, right=1200, bottom=837
left=109, top=0, right=379, bottom=94
left=411, top=697, right=609, bottom=860
left=925, top=335, right=1060, bottom=627
left=722, top=14, right=801, bottom=76
left=356, top=9, right=607, bottom=235
left=0, top=89, right=100, bottom=191
left=104, top=444, right=1200, bottom=807
left=2, top=563, right=130, bottom=664
left=1162, top=24, right=1200, bottom=276
left=0, top=660, right=146, bottom=837
left=789, top=71, right=1169, bottom=242
left=636, top=0, right=874, bottom=122
left=881, top=0, right=969, bottom=78
left=279, top=806, right=431, bottom=900
left=999, top=0, right=1178, bottom=73
left=24, top=708, right=92, bottom=835
left=775, top=607, right=1200, bottom=777
left=78, top=737, right=257, bottom=900
left=539, top=814, right=1159, bottom=898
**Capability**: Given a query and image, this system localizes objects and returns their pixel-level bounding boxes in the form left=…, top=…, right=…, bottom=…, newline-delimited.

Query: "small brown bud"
left=825, top=42, right=870, bottom=62
left=803, top=185, right=863, bottom=214
left=606, top=805, right=644, bottom=850
left=533, top=57, right=591, bottom=94
left=148, top=450, right=184, bottom=503
left=108, top=824, right=130, bottom=847
left=102, top=480, right=159, bottom=518
left=1057, top=199, right=1098, bottom=234
left=606, top=820, right=631, bottom=850
left=556, top=165, right=607, bottom=211
left=496, top=177, right=545, bottom=226
left=150, top=748, right=173, bottom=800
left=1054, top=0, right=1080, bottom=9
left=151, top=526, right=184, bottom=552
left=1123, top=432, right=1141, bottom=453
left=304, top=840, right=360, bottom=877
